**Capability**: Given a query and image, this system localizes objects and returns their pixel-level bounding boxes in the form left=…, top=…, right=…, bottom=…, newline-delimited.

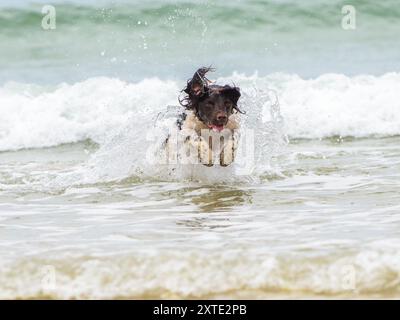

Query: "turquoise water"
left=1, top=0, right=400, bottom=83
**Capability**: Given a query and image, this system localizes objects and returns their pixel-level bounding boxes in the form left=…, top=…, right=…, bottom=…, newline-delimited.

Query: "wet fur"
left=166, top=67, right=242, bottom=167
left=180, top=111, right=240, bottom=166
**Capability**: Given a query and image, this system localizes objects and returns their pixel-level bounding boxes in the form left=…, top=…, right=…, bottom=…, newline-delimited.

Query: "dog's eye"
left=206, top=102, right=215, bottom=107
left=224, top=100, right=233, bottom=107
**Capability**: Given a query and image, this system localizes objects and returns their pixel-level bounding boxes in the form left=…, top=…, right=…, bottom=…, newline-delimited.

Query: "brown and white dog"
left=165, top=67, right=243, bottom=167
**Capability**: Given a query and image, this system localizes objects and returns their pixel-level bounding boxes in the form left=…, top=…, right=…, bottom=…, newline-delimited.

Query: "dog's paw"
left=186, top=136, right=214, bottom=166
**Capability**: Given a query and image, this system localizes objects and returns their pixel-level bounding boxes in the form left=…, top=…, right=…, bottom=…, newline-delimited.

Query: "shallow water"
left=1, top=137, right=399, bottom=299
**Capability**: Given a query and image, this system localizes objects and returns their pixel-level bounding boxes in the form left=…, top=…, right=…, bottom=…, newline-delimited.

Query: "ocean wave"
left=2, top=0, right=400, bottom=30
left=1, top=0, right=399, bottom=83
left=0, top=77, right=178, bottom=151
left=1, top=246, right=399, bottom=299
left=245, top=72, right=400, bottom=139
left=1, top=73, right=399, bottom=153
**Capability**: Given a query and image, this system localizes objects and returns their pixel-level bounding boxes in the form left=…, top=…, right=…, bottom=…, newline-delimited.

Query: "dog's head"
left=180, top=67, right=243, bottom=131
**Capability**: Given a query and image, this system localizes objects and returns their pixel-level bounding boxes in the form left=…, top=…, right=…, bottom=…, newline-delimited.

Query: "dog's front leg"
left=220, top=131, right=239, bottom=167
left=186, top=135, right=214, bottom=166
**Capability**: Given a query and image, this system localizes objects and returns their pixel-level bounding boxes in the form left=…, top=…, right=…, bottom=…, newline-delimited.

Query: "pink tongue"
left=209, top=125, right=224, bottom=132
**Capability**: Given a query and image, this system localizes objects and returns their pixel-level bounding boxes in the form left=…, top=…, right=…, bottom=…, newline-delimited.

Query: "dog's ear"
left=222, top=86, right=241, bottom=106
left=184, top=67, right=214, bottom=97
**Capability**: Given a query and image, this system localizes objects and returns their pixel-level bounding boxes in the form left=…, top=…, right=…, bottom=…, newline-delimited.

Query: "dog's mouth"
left=208, top=124, right=225, bottom=132
left=207, top=118, right=228, bottom=132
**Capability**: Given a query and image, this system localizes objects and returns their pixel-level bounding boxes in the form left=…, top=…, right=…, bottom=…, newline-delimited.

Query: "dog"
left=165, top=67, right=243, bottom=167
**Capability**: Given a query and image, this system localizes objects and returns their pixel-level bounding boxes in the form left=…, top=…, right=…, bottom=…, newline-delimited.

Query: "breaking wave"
left=1, top=73, right=399, bottom=152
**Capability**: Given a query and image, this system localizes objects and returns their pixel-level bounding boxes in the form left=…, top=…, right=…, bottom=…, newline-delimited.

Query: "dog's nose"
left=216, top=113, right=228, bottom=122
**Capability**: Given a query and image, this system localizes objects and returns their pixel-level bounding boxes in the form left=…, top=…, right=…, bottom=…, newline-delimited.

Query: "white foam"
left=1, top=73, right=399, bottom=153
left=226, top=72, right=400, bottom=139
left=0, top=77, right=178, bottom=151
left=1, top=246, right=399, bottom=299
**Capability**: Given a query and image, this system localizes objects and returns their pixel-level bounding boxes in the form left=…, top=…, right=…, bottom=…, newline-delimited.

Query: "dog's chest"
left=181, top=112, right=239, bottom=134
left=174, top=112, right=240, bottom=167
